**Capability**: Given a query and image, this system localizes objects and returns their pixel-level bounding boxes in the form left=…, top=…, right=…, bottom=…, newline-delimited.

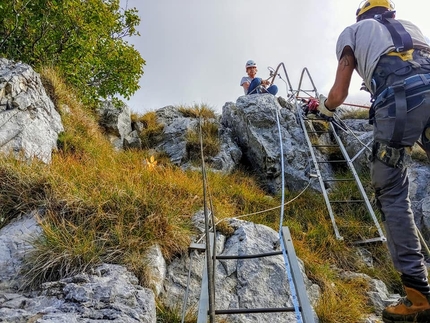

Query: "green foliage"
left=0, top=0, right=145, bottom=103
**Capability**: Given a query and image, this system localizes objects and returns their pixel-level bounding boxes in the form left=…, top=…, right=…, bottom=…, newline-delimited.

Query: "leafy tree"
left=0, top=0, right=145, bottom=103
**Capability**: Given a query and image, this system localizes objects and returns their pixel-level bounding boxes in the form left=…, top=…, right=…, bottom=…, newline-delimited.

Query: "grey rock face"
left=0, top=263, right=156, bottom=323
left=0, top=58, right=64, bottom=163
left=161, top=213, right=320, bottom=323
left=154, top=105, right=241, bottom=172
left=0, top=214, right=156, bottom=323
left=0, top=212, right=41, bottom=290
left=221, top=94, right=316, bottom=193
left=155, top=106, right=198, bottom=165
left=97, top=101, right=134, bottom=150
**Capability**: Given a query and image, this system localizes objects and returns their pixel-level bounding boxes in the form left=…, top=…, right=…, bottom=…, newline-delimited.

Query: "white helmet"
left=245, top=60, right=257, bottom=69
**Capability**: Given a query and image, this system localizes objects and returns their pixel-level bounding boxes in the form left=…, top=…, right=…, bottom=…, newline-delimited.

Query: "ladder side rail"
left=269, top=62, right=295, bottom=97
left=332, top=117, right=373, bottom=163
left=329, top=123, right=386, bottom=241
left=275, top=102, right=303, bottom=323
left=197, top=232, right=215, bottom=323
left=281, top=227, right=317, bottom=323
left=297, top=109, right=343, bottom=240
left=199, top=116, right=216, bottom=322
left=351, top=140, right=372, bottom=163
left=296, top=68, right=319, bottom=100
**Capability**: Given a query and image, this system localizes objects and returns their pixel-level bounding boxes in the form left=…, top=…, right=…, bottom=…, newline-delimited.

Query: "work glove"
left=317, top=94, right=335, bottom=119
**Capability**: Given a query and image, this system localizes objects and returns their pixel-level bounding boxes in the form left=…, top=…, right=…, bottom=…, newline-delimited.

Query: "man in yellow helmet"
left=315, top=1, right=430, bottom=322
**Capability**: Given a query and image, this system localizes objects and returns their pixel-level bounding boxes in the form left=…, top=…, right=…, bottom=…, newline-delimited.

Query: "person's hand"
left=260, top=79, right=269, bottom=87
left=317, top=94, right=335, bottom=118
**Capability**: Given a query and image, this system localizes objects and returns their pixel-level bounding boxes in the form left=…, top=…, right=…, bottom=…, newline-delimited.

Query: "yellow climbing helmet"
left=356, top=0, right=395, bottom=17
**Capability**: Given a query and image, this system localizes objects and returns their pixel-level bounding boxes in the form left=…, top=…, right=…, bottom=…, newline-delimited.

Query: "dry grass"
left=338, top=107, right=370, bottom=119
left=178, top=103, right=217, bottom=119
left=186, top=120, right=220, bottom=162
left=134, top=111, right=165, bottom=149
left=0, top=67, right=403, bottom=322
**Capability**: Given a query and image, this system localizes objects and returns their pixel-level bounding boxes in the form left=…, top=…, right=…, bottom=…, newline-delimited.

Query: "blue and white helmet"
left=245, top=60, right=257, bottom=69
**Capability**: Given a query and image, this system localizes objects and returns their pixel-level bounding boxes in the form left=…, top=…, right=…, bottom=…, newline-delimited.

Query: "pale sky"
left=119, top=0, right=430, bottom=114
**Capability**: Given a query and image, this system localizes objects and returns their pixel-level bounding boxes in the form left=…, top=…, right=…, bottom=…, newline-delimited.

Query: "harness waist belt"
left=373, top=73, right=430, bottom=107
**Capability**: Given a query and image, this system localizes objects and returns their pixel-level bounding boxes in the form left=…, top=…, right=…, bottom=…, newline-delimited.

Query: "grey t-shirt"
left=240, top=76, right=252, bottom=94
left=336, top=18, right=430, bottom=94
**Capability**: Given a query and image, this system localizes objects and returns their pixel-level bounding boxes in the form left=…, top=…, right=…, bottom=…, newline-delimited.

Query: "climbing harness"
left=374, top=11, right=413, bottom=53
left=371, top=50, right=430, bottom=98
left=368, top=14, right=430, bottom=160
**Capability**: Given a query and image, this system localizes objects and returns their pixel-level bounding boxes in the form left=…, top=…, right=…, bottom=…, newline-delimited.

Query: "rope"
left=275, top=102, right=302, bottom=322
left=214, top=181, right=312, bottom=226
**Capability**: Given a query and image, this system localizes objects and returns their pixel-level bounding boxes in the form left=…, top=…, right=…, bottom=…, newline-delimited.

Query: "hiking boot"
left=382, top=286, right=430, bottom=322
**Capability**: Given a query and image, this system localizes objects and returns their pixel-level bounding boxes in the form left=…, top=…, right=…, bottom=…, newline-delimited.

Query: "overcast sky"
left=119, top=0, right=430, bottom=114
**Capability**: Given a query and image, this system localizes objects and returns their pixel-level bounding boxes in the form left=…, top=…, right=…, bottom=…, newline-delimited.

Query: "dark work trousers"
left=371, top=82, right=430, bottom=285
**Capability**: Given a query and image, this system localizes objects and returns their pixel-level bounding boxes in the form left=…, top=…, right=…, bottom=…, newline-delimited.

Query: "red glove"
left=306, top=98, right=320, bottom=114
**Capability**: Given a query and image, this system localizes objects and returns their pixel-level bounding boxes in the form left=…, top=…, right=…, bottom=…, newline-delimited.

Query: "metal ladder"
left=195, top=227, right=316, bottom=323
left=194, top=75, right=317, bottom=321
left=294, top=68, right=386, bottom=244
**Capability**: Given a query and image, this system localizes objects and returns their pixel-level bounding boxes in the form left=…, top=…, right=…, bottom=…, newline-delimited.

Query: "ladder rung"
left=317, top=160, right=346, bottom=163
left=189, top=243, right=206, bottom=251
left=215, top=251, right=282, bottom=260
left=214, top=307, right=297, bottom=315
left=330, top=200, right=365, bottom=203
left=307, top=131, right=330, bottom=134
left=354, top=237, right=387, bottom=245
left=305, top=117, right=328, bottom=121
left=323, top=178, right=354, bottom=182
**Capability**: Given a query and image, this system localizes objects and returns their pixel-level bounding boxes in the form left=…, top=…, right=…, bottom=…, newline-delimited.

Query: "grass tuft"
left=135, top=111, right=165, bottom=149
left=178, top=103, right=217, bottom=119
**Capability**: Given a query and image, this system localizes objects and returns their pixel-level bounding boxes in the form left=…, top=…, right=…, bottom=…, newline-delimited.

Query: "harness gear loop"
left=372, top=141, right=412, bottom=168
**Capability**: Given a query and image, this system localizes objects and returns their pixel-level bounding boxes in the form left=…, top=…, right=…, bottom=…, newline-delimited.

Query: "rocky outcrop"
left=0, top=263, right=156, bottom=323
left=1, top=57, right=429, bottom=322
left=97, top=101, right=138, bottom=150
left=0, top=214, right=156, bottom=323
left=0, top=58, right=63, bottom=163
left=221, top=95, right=325, bottom=193
left=152, top=105, right=242, bottom=173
